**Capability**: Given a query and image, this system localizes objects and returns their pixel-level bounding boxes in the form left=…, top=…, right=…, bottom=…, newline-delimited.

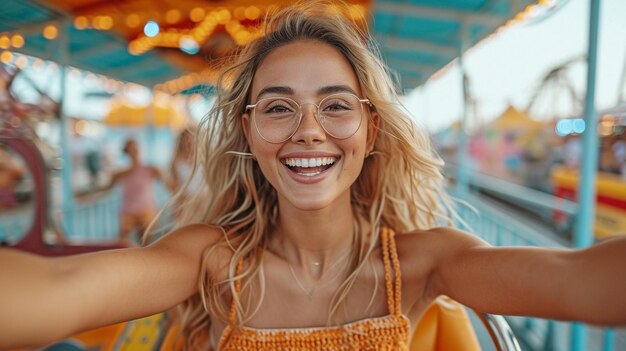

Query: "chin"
left=279, top=191, right=344, bottom=212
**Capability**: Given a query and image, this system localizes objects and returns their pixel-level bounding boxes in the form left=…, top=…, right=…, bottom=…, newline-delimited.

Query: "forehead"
left=250, top=40, right=361, bottom=100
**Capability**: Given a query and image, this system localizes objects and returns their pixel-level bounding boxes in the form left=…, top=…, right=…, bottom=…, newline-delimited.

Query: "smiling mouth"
left=281, top=157, right=338, bottom=177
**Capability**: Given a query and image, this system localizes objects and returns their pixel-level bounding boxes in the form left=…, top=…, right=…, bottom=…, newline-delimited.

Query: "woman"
left=169, top=127, right=203, bottom=221
left=103, top=138, right=168, bottom=243
left=1, top=2, right=625, bottom=350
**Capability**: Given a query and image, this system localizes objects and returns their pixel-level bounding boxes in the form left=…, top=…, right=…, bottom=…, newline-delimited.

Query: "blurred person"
left=169, top=127, right=204, bottom=221
left=169, top=127, right=203, bottom=193
left=102, top=139, right=168, bottom=244
left=612, top=138, right=626, bottom=178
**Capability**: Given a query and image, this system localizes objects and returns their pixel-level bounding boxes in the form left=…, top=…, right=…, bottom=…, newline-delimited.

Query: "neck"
left=271, top=195, right=357, bottom=277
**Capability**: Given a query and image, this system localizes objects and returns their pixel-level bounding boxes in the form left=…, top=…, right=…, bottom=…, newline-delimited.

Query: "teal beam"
left=602, top=328, right=615, bottom=351
left=57, top=19, right=75, bottom=236
left=571, top=0, right=601, bottom=350
left=455, top=22, right=470, bottom=199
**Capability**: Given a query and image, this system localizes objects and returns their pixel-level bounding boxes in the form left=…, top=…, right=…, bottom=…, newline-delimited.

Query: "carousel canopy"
left=103, top=100, right=188, bottom=129
left=0, top=0, right=540, bottom=92
left=490, top=105, right=545, bottom=131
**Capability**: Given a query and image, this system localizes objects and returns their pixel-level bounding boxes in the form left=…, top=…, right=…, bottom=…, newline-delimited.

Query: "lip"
left=279, top=152, right=341, bottom=184
left=280, top=151, right=340, bottom=159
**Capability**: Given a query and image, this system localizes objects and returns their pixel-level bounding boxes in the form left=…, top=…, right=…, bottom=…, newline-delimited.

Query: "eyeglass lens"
left=252, top=93, right=364, bottom=143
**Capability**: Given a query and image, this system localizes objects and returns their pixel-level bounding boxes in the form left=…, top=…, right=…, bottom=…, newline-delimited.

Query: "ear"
left=241, top=113, right=253, bottom=150
left=366, top=110, right=380, bottom=153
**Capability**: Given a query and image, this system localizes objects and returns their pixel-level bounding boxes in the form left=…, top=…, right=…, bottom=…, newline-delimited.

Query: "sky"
left=402, top=0, right=626, bottom=133
left=9, top=0, right=626, bottom=134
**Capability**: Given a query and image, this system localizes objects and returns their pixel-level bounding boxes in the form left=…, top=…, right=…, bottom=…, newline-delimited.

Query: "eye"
left=266, top=104, right=294, bottom=114
left=260, top=99, right=297, bottom=114
left=324, top=101, right=350, bottom=111
left=321, top=99, right=354, bottom=113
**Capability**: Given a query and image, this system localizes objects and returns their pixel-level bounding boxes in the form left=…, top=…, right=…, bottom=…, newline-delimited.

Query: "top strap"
left=381, top=228, right=402, bottom=316
left=228, top=259, right=245, bottom=326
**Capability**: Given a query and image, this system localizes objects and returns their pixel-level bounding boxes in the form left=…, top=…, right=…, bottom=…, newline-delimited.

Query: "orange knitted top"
left=217, top=228, right=410, bottom=350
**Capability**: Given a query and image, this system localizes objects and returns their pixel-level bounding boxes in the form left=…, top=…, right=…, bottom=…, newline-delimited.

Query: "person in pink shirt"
left=104, top=139, right=168, bottom=243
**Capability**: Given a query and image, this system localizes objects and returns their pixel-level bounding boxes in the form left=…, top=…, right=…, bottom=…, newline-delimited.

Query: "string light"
left=144, top=21, right=160, bottom=37
left=11, top=34, right=24, bottom=48
left=126, top=14, right=141, bottom=28
left=190, top=8, right=206, bottom=22
left=46, top=62, right=58, bottom=73
left=165, top=9, right=181, bottom=24
left=74, top=16, right=89, bottom=29
left=100, top=16, right=114, bottom=30
left=233, top=7, right=246, bottom=20
left=15, top=55, right=28, bottom=69
left=32, top=58, right=44, bottom=69
left=43, top=24, right=58, bottom=40
left=0, top=51, right=13, bottom=64
left=68, top=68, right=81, bottom=80
left=244, top=6, right=261, bottom=20
left=179, top=37, right=199, bottom=54
left=0, top=36, right=9, bottom=49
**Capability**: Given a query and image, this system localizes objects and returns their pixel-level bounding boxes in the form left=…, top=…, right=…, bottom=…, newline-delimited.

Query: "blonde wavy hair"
left=155, top=1, right=456, bottom=348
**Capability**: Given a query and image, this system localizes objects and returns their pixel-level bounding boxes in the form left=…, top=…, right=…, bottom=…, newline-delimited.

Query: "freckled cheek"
left=252, top=142, right=283, bottom=174
left=337, top=140, right=366, bottom=173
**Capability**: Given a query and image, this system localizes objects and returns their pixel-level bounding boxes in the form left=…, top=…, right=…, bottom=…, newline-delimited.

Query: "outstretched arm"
left=151, top=166, right=175, bottom=193
left=0, top=224, right=223, bottom=349
left=426, top=228, right=626, bottom=325
left=96, top=169, right=127, bottom=193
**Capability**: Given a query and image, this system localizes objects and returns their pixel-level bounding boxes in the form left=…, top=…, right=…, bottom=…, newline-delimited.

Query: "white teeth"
left=284, top=157, right=337, bottom=168
left=298, top=170, right=322, bottom=177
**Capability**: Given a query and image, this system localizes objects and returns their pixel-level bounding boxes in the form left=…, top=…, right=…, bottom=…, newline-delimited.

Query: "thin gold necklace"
left=286, top=250, right=351, bottom=300
left=288, top=263, right=316, bottom=299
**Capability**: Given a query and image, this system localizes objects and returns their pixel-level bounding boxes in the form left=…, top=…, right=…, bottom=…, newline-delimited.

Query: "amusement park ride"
left=3, top=0, right=615, bottom=349
left=450, top=54, right=626, bottom=241
left=526, top=55, right=626, bottom=239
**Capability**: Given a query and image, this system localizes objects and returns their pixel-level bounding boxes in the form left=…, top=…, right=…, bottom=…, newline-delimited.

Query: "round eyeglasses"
left=245, top=93, right=372, bottom=144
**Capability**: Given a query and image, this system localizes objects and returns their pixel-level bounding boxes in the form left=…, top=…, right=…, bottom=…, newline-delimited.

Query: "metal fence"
left=0, top=183, right=173, bottom=244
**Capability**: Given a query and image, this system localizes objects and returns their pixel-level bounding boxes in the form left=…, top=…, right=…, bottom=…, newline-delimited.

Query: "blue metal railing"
left=458, top=192, right=621, bottom=351
left=57, top=190, right=121, bottom=242
left=56, top=183, right=173, bottom=242
left=0, top=183, right=172, bottom=244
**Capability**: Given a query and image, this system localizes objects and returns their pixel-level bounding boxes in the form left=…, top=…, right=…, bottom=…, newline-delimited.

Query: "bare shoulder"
left=395, top=227, right=489, bottom=263
left=148, top=224, right=236, bottom=280
left=394, top=228, right=489, bottom=301
left=150, top=224, right=223, bottom=250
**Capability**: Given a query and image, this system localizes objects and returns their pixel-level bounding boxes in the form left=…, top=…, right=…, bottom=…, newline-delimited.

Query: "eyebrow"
left=316, top=85, right=358, bottom=96
left=255, top=85, right=359, bottom=101
left=256, top=86, right=294, bottom=100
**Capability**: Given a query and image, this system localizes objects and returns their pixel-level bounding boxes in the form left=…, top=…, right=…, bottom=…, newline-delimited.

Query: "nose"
left=291, top=104, right=326, bottom=145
